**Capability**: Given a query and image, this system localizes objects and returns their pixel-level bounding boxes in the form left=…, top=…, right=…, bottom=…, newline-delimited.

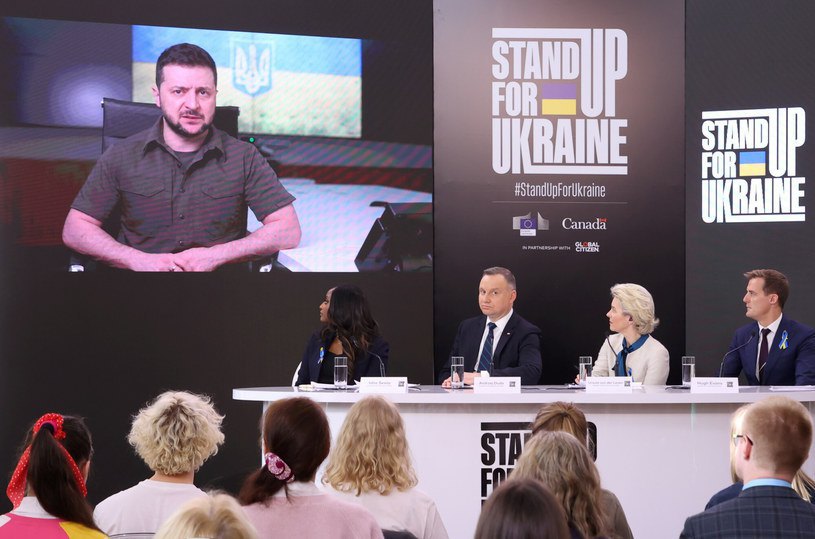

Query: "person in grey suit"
left=680, top=396, right=815, bottom=538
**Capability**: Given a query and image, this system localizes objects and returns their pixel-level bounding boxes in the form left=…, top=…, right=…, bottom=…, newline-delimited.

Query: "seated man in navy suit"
left=438, top=266, right=542, bottom=386
left=722, top=269, right=815, bottom=385
left=681, top=396, right=815, bottom=538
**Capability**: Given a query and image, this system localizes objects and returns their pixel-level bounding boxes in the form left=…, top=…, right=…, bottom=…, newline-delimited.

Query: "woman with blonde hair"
left=324, top=396, right=448, bottom=539
left=705, top=404, right=815, bottom=508
left=513, top=431, right=609, bottom=539
left=94, top=390, right=225, bottom=536
left=530, top=402, right=632, bottom=539
left=155, top=492, right=257, bottom=539
left=591, top=283, right=669, bottom=384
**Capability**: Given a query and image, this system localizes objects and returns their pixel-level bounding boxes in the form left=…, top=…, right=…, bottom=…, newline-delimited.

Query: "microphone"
left=351, top=337, right=386, bottom=378
left=369, top=350, right=386, bottom=378
left=719, top=331, right=756, bottom=378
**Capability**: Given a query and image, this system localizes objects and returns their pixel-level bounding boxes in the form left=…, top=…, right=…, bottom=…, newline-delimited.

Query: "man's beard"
left=163, top=111, right=211, bottom=139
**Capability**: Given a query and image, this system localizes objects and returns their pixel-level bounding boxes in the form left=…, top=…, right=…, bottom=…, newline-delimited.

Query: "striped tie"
left=478, top=322, right=498, bottom=372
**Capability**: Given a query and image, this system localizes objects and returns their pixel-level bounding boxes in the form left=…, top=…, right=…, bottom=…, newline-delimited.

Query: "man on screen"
left=438, top=266, right=542, bottom=386
left=680, top=396, right=815, bottom=537
left=62, top=43, right=300, bottom=272
left=722, top=269, right=815, bottom=385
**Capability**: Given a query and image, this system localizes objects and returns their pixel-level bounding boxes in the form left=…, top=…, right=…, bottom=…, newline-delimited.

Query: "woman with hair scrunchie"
left=0, top=413, right=105, bottom=538
left=239, top=397, right=383, bottom=538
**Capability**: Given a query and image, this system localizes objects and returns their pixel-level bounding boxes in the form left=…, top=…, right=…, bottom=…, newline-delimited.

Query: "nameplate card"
left=585, top=376, right=633, bottom=393
left=358, top=377, right=408, bottom=394
left=473, top=377, right=522, bottom=394
left=691, top=377, right=739, bottom=393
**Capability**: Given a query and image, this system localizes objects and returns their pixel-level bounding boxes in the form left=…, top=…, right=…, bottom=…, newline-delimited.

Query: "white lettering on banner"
left=491, top=28, right=629, bottom=175
left=700, top=107, right=807, bottom=223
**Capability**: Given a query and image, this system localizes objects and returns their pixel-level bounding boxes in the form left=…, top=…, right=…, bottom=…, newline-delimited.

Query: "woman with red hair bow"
left=0, top=413, right=105, bottom=538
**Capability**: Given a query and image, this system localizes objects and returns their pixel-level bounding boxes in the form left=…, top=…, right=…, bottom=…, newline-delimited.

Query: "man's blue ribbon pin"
left=779, top=330, right=789, bottom=350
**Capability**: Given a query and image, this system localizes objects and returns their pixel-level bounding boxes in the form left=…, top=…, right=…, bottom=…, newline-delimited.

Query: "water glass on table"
left=334, top=356, right=348, bottom=388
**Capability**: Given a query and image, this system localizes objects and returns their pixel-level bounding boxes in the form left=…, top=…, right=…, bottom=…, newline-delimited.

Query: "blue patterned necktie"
left=478, top=322, right=498, bottom=372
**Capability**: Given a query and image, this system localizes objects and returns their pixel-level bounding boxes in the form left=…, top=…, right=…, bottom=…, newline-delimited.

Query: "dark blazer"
left=681, top=485, right=815, bottom=538
left=706, top=482, right=815, bottom=510
left=722, top=317, right=815, bottom=385
left=437, top=311, right=542, bottom=385
left=295, top=331, right=389, bottom=386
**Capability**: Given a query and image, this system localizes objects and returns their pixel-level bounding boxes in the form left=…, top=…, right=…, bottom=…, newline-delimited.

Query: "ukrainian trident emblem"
left=232, top=39, right=274, bottom=96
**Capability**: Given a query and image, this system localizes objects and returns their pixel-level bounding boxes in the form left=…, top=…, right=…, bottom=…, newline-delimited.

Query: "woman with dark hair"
left=239, top=397, right=382, bottom=538
left=295, top=284, right=389, bottom=385
left=475, top=478, right=570, bottom=539
left=0, top=413, right=105, bottom=538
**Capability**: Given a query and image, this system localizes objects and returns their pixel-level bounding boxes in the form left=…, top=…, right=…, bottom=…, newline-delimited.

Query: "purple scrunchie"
left=264, top=452, right=294, bottom=483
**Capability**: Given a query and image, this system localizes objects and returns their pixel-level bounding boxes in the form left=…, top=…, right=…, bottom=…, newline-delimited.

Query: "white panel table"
left=233, top=386, right=815, bottom=539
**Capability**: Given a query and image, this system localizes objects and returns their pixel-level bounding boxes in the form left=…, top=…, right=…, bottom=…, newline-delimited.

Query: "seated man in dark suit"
left=681, top=396, right=815, bottom=538
left=438, top=266, right=542, bottom=386
left=722, top=269, right=815, bottom=385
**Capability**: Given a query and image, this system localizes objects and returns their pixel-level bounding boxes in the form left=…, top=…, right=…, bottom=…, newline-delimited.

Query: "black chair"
left=69, top=98, right=272, bottom=272
left=100, top=97, right=239, bottom=153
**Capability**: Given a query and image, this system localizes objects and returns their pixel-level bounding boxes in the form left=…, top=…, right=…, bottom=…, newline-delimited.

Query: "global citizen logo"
left=491, top=28, right=628, bottom=176
left=575, top=241, right=600, bottom=253
left=701, top=107, right=806, bottom=223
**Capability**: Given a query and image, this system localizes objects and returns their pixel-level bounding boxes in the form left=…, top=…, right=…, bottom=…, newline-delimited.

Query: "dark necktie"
left=757, top=328, right=771, bottom=383
left=478, top=322, right=498, bottom=372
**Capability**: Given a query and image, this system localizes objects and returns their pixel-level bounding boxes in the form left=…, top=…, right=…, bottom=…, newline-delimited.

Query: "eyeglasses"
left=732, top=433, right=753, bottom=447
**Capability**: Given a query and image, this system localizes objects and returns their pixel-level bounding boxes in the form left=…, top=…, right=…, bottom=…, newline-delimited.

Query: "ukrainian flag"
left=739, top=151, right=766, bottom=177
left=541, top=83, right=577, bottom=115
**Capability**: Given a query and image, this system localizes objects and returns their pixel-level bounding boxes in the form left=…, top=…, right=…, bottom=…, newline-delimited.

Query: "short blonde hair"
left=728, top=403, right=815, bottom=501
left=323, top=396, right=417, bottom=495
left=155, top=492, right=257, bottom=539
left=513, top=431, right=607, bottom=539
left=741, top=396, right=812, bottom=477
left=611, top=283, right=659, bottom=335
left=128, top=391, right=225, bottom=475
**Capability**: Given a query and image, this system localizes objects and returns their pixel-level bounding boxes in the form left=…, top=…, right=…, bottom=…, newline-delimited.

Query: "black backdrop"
left=0, top=0, right=433, bottom=512
left=433, top=0, right=686, bottom=384
left=685, top=0, right=815, bottom=374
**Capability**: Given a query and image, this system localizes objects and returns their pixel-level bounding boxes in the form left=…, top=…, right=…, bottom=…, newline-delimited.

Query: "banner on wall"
left=434, top=0, right=686, bottom=384
left=685, top=0, right=815, bottom=370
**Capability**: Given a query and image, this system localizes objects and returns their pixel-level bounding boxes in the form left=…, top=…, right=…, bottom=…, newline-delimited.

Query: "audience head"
left=513, top=431, right=607, bottom=539
left=6, top=413, right=98, bottom=531
left=155, top=492, right=258, bottom=539
left=128, top=390, right=225, bottom=476
left=743, top=268, right=789, bottom=309
left=155, top=43, right=218, bottom=89
left=239, top=397, right=330, bottom=504
left=475, top=478, right=570, bottom=539
left=610, top=283, right=659, bottom=335
left=736, top=396, right=812, bottom=481
left=531, top=401, right=588, bottom=444
left=727, top=404, right=750, bottom=483
left=324, top=396, right=417, bottom=495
